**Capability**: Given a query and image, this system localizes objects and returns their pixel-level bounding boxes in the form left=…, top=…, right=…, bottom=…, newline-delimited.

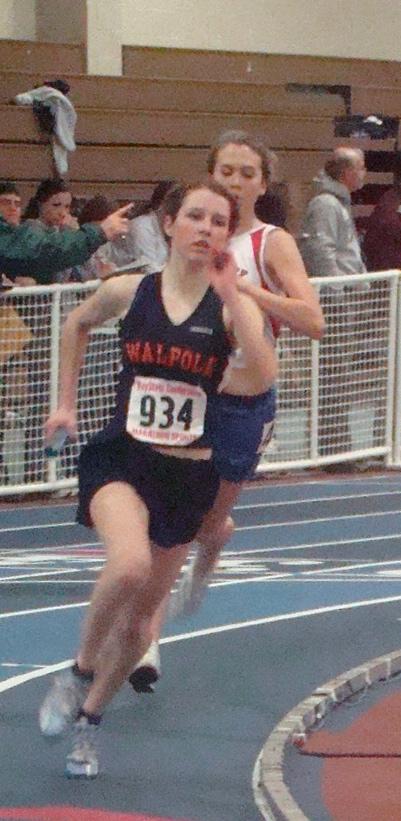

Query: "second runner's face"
left=212, top=143, right=267, bottom=215
left=164, top=188, right=231, bottom=264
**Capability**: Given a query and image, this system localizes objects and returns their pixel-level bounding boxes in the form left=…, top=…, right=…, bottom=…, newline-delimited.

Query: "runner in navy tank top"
left=130, top=132, right=326, bottom=694
left=39, top=180, right=277, bottom=778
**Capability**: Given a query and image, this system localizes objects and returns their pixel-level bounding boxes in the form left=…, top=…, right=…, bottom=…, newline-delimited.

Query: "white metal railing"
left=1, top=270, right=400, bottom=497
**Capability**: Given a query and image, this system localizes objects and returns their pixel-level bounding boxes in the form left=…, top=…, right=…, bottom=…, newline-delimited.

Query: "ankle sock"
left=77, top=707, right=102, bottom=726
left=72, top=662, right=94, bottom=683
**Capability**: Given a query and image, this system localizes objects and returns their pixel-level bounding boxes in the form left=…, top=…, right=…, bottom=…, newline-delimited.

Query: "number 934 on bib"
left=126, top=376, right=207, bottom=446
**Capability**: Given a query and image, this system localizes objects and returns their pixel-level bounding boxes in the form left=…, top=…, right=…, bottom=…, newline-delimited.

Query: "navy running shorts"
left=206, top=387, right=276, bottom=483
left=76, top=433, right=220, bottom=548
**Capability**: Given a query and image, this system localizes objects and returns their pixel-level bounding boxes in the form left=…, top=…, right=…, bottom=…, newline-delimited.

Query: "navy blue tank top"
left=102, top=272, right=232, bottom=447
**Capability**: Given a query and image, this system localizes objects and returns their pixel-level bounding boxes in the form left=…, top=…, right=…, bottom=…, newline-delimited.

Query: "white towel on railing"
left=15, top=86, right=77, bottom=175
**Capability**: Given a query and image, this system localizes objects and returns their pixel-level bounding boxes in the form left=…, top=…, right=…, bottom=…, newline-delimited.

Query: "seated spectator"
left=0, top=182, right=34, bottom=289
left=0, top=183, right=32, bottom=487
left=23, top=178, right=78, bottom=283
left=0, top=181, right=22, bottom=227
left=0, top=196, right=130, bottom=282
left=76, top=196, right=117, bottom=281
left=363, top=156, right=401, bottom=271
left=102, top=179, right=177, bottom=272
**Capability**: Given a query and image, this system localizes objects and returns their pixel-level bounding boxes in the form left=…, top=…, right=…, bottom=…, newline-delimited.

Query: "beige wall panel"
left=0, top=1, right=35, bottom=41
left=120, top=0, right=401, bottom=62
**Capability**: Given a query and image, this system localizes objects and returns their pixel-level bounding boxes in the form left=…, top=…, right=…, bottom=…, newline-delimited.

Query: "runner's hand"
left=206, top=250, right=240, bottom=303
left=44, top=408, right=78, bottom=446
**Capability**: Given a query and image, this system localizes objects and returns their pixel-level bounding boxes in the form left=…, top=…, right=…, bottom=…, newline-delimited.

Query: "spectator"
left=0, top=195, right=131, bottom=281
left=0, top=183, right=33, bottom=488
left=255, top=153, right=288, bottom=228
left=102, top=179, right=177, bottom=272
left=363, top=155, right=401, bottom=271
left=298, top=147, right=367, bottom=467
left=0, top=181, right=22, bottom=227
left=76, top=196, right=117, bottom=281
left=298, top=147, right=366, bottom=280
left=0, top=182, right=34, bottom=288
left=255, top=183, right=288, bottom=228
left=23, top=178, right=78, bottom=283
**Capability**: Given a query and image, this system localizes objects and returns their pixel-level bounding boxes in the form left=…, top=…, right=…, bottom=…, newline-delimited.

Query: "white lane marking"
left=0, top=542, right=100, bottom=554
left=2, top=592, right=401, bottom=693
left=1, top=488, right=399, bottom=535
left=0, top=568, right=98, bottom=583
left=1, top=580, right=94, bottom=585
left=237, top=508, right=401, bottom=531
left=224, top=532, right=401, bottom=555
left=5, top=575, right=401, bottom=589
left=0, top=521, right=76, bottom=534
left=301, top=558, right=401, bottom=576
left=0, top=601, right=88, bottom=619
left=162, top=594, right=401, bottom=642
left=2, top=662, right=47, bottom=668
left=236, top=489, right=401, bottom=510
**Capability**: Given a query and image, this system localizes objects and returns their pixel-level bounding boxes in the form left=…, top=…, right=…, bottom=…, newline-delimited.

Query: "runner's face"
left=39, top=191, right=72, bottom=227
left=164, top=188, right=231, bottom=263
left=212, top=143, right=267, bottom=214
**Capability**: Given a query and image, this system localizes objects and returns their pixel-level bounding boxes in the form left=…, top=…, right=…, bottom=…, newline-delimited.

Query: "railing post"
left=391, top=274, right=401, bottom=466
left=310, top=337, right=320, bottom=460
left=46, top=287, right=62, bottom=485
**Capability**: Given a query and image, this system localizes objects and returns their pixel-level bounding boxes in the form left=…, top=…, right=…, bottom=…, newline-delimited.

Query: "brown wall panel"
left=123, top=46, right=401, bottom=88
left=0, top=105, right=335, bottom=150
left=352, top=86, right=401, bottom=116
left=0, top=143, right=330, bottom=184
left=0, top=40, right=85, bottom=74
left=0, top=71, right=344, bottom=116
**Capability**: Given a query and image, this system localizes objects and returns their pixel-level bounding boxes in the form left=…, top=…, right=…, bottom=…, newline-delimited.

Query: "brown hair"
left=207, top=130, right=273, bottom=183
left=161, top=179, right=240, bottom=236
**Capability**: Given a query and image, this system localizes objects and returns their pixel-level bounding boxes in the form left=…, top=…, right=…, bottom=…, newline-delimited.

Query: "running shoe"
left=39, top=667, right=90, bottom=737
left=65, top=714, right=99, bottom=779
left=129, top=640, right=161, bottom=693
left=167, top=560, right=209, bottom=620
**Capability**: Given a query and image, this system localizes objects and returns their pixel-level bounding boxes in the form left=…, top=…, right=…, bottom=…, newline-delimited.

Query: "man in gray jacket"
left=299, top=147, right=366, bottom=281
left=299, top=148, right=367, bottom=465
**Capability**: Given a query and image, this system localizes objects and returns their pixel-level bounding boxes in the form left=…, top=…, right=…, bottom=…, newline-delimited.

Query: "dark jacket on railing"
left=0, top=216, right=106, bottom=281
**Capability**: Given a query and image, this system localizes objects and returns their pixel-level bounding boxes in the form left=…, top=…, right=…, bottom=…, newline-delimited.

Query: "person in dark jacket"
left=363, top=158, right=401, bottom=271
left=0, top=201, right=131, bottom=281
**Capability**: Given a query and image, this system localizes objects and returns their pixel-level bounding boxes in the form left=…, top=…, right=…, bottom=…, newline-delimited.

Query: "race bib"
left=126, top=376, right=207, bottom=446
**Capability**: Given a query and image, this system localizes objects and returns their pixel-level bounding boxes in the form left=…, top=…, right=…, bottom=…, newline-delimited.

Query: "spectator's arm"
left=0, top=218, right=105, bottom=279
left=299, top=198, right=340, bottom=278
left=0, top=204, right=130, bottom=279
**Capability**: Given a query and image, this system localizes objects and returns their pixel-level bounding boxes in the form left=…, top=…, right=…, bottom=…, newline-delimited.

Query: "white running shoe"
left=129, top=640, right=161, bottom=693
left=65, top=715, right=99, bottom=779
left=167, top=561, right=210, bottom=620
left=39, top=668, right=90, bottom=737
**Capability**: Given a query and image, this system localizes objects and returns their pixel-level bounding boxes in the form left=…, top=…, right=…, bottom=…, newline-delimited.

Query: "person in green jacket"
left=0, top=200, right=131, bottom=281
